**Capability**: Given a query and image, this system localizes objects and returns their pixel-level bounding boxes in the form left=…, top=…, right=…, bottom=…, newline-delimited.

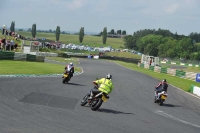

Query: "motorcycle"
left=154, top=91, right=167, bottom=106
left=80, top=90, right=109, bottom=111
left=62, top=72, right=70, bottom=84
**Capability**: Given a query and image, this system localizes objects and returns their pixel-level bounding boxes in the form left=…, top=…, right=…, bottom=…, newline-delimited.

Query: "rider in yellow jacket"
left=89, top=74, right=114, bottom=99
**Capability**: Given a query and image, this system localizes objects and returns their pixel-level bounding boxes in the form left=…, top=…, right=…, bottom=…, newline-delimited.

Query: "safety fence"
left=0, top=51, right=45, bottom=62
left=160, top=61, right=200, bottom=67
left=138, top=63, right=197, bottom=81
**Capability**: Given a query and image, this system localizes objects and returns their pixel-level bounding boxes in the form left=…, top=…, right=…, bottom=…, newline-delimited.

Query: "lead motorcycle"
left=80, top=88, right=109, bottom=111
left=154, top=91, right=167, bottom=106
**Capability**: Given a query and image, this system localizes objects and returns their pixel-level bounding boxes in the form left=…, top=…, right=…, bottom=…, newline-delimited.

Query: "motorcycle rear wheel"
left=62, top=77, right=68, bottom=84
left=159, top=99, right=164, bottom=106
left=90, top=98, right=103, bottom=111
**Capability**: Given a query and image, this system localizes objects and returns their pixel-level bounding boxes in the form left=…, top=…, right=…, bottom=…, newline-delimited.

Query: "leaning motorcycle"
left=80, top=91, right=109, bottom=111
left=62, top=72, right=70, bottom=84
left=154, top=91, right=167, bottom=106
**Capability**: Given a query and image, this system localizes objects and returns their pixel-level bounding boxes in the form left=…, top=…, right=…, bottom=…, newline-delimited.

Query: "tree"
left=102, top=27, right=107, bottom=44
left=31, top=23, right=36, bottom=38
left=122, top=30, right=126, bottom=35
left=79, top=27, right=84, bottom=43
left=49, top=29, right=52, bottom=33
left=27, top=28, right=32, bottom=32
left=123, top=35, right=136, bottom=49
left=56, top=26, right=60, bottom=42
left=10, top=21, right=15, bottom=32
left=110, top=29, right=114, bottom=34
left=117, top=30, right=121, bottom=35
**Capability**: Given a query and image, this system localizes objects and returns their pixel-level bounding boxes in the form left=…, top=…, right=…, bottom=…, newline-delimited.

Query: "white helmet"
left=106, top=74, right=112, bottom=79
left=70, top=62, right=73, bottom=66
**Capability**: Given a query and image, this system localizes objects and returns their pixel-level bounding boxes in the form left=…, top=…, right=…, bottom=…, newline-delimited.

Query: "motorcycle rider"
left=63, top=62, right=74, bottom=80
left=155, top=79, right=168, bottom=99
left=88, top=74, right=114, bottom=100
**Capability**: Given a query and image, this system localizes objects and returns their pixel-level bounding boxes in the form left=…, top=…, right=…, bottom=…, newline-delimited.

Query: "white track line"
left=155, top=110, right=200, bottom=128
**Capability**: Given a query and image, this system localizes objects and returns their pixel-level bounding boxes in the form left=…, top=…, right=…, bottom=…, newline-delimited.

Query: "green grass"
left=184, top=66, right=200, bottom=73
left=16, top=31, right=125, bottom=49
left=113, top=61, right=200, bottom=92
left=105, top=52, right=141, bottom=59
left=0, top=60, right=81, bottom=74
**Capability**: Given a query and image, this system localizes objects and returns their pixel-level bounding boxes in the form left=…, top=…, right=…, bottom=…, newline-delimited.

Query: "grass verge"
left=112, top=61, right=200, bottom=92
left=0, top=60, right=81, bottom=74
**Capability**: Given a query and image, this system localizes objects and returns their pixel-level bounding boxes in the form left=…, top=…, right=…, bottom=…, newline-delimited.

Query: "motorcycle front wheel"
left=80, top=94, right=89, bottom=106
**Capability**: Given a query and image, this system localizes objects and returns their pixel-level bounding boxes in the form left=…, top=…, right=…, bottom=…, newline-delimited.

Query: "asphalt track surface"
left=0, top=59, right=200, bottom=133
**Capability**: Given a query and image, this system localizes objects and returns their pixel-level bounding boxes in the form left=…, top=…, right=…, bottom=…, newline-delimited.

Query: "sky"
left=0, top=0, right=200, bottom=35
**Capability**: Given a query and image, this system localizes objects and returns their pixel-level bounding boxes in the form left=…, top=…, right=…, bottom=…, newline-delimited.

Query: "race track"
left=0, top=59, right=200, bottom=133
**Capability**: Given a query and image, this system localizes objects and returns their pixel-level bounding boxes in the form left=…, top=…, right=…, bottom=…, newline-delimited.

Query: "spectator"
left=6, top=30, right=8, bottom=35
left=9, top=31, right=12, bottom=36
left=0, top=37, right=2, bottom=51
left=14, top=43, right=18, bottom=49
left=2, top=28, right=5, bottom=35
left=6, top=38, right=11, bottom=51
left=149, top=59, right=152, bottom=66
left=10, top=39, right=14, bottom=50
left=1, top=37, right=6, bottom=51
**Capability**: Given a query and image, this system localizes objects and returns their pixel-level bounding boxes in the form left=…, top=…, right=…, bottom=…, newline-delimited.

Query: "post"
left=3, top=25, right=6, bottom=51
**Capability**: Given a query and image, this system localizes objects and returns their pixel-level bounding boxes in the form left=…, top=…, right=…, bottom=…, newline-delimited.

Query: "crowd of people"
left=0, top=28, right=26, bottom=51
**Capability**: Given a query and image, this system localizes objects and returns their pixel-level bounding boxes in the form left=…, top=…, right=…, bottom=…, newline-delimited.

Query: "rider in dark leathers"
left=155, top=79, right=168, bottom=99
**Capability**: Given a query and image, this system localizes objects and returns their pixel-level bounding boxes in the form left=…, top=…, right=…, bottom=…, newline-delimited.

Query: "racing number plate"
left=161, top=95, right=167, bottom=100
left=102, top=95, right=108, bottom=102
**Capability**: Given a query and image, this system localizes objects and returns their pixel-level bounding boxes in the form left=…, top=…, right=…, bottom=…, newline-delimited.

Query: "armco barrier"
left=58, top=53, right=70, bottom=58
left=140, top=63, right=144, bottom=68
left=144, top=64, right=149, bottom=69
left=26, top=54, right=36, bottom=62
left=175, top=70, right=186, bottom=78
left=154, top=66, right=161, bottom=73
left=160, top=68, right=167, bottom=73
left=0, top=51, right=44, bottom=62
left=160, top=61, right=200, bottom=68
left=149, top=66, right=154, bottom=71
left=138, top=62, right=197, bottom=81
left=14, top=53, right=27, bottom=61
left=185, top=72, right=196, bottom=81
left=0, top=51, right=15, bottom=60
left=167, top=68, right=176, bottom=76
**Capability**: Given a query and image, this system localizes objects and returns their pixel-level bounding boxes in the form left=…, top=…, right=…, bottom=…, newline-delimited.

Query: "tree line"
left=123, top=28, right=200, bottom=60
left=8, top=22, right=110, bottom=44
left=29, top=24, right=110, bottom=44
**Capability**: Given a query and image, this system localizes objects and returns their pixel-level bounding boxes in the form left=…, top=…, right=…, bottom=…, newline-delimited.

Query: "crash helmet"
left=106, top=74, right=112, bottom=80
left=69, top=62, right=73, bottom=66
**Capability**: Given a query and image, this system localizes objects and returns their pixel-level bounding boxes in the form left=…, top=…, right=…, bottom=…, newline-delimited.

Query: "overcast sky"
left=0, top=0, right=200, bottom=35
